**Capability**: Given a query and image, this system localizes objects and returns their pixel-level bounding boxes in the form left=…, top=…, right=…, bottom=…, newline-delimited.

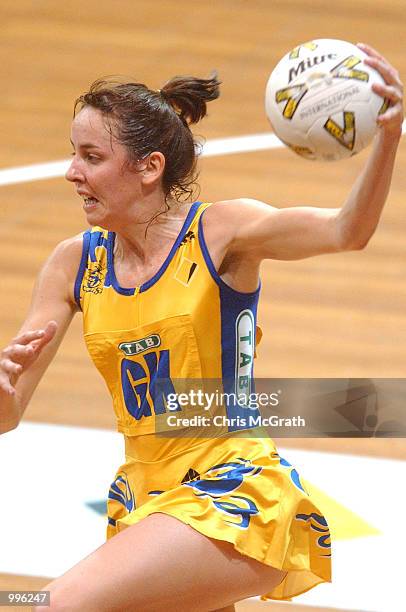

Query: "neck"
left=113, top=197, right=192, bottom=263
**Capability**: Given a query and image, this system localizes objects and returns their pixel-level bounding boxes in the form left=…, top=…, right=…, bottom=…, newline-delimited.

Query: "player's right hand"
left=0, top=321, right=58, bottom=396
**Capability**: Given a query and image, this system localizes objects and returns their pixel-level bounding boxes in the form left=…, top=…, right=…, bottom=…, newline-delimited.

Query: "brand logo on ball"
left=118, top=335, right=161, bottom=356
left=288, top=54, right=337, bottom=83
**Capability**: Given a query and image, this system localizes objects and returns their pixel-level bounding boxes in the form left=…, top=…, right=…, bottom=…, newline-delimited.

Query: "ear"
left=141, top=151, right=166, bottom=186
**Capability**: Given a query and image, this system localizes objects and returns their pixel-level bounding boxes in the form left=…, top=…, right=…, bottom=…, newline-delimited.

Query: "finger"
left=2, top=344, right=35, bottom=362
left=372, top=82, right=402, bottom=105
left=0, top=358, right=23, bottom=377
left=357, top=43, right=386, bottom=63
left=30, top=321, right=58, bottom=353
left=44, top=320, right=58, bottom=338
left=13, top=329, right=46, bottom=346
left=363, top=56, right=401, bottom=87
left=377, top=105, right=403, bottom=124
left=0, top=379, right=15, bottom=396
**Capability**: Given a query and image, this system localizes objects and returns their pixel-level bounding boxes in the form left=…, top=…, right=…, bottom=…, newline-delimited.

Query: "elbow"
left=337, top=230, right=373, bottom=252
left=335, top=213, right=376, bottom=252
left=0, top=418, right=20, bottom=435
left=343, top=238, right=370, bottom=251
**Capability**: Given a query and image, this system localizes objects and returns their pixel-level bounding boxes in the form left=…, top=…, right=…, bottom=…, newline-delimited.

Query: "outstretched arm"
left=0, top=235, right=83, bottom=433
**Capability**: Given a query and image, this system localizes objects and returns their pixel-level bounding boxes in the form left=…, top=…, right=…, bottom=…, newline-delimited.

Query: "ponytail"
left=160, top=72, right=221, bottom=125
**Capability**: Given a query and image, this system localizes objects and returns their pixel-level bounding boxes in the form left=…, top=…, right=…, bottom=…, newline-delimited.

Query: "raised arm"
left=0, top=235, right=83, bottom=433
left=207, top=44, right=403, bottom=264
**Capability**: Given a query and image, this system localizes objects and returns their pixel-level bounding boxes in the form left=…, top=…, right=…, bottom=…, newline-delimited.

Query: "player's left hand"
left=357, top=43, right=404, bottom=138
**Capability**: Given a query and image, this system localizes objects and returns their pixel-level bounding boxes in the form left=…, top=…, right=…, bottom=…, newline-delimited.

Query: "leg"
left=35, top=513, right=286, bottom=612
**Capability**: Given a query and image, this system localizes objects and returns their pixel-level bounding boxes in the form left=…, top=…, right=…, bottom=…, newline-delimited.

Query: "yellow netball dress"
left=74, top=201, right=332, bottom=601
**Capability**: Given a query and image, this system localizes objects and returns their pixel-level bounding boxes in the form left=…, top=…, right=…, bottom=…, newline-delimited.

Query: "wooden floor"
left=0, top=1, right=405, bottom=610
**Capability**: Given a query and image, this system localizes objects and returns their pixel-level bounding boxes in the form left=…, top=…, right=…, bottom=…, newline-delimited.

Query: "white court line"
left=0, top=133, right=281, bottom=187
left=0, top=159, right=71, bottom=187
left=0, top=121, right=405, bottom=187
left=200, top=132, right=283, bottom=156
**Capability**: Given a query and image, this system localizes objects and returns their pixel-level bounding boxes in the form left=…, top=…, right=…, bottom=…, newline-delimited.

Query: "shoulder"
left=201, top=199, right=277, bottom=244
left=202, top=198, right=276, bottom=223
left=48, top=232, right=85, bottom=267
left=39, top=232, right=87, bottom=288
left=27, top=233, right=88, bottom=313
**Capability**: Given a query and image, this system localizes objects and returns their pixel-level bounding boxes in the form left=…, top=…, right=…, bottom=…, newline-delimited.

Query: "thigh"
left=36, top=513, right=286, bottom=612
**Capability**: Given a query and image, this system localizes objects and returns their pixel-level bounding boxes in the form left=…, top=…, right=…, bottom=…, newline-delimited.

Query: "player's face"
left=66, top=106, right=144, bottom=230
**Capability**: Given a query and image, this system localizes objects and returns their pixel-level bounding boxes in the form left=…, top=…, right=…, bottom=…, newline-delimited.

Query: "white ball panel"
left=307, top=117, right=353, bottom=161
left=265, top=38, right=389, bottom=161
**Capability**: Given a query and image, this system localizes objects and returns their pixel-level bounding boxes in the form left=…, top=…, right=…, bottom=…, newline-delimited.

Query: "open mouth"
left=83, top=197, right=99, bottom=210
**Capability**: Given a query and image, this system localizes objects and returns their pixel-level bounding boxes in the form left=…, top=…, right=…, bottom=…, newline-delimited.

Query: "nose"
left=65, top=156, right=84, bottom=183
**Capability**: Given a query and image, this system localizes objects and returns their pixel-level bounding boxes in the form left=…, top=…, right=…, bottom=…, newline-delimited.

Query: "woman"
left=0, top=43, right=403, bottom=611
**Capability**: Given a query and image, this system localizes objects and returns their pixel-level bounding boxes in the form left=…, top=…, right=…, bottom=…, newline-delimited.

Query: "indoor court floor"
left=0, top=2, right=405, bottom=611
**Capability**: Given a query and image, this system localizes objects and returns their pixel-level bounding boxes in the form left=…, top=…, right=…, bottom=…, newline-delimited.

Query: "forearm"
left=336, top=128, right=402, bottom=249
left=0, top=392, right=21, bottom=434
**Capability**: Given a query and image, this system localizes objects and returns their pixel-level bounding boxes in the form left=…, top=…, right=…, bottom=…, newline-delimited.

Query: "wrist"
left=375, top=124, right=403, bottom=145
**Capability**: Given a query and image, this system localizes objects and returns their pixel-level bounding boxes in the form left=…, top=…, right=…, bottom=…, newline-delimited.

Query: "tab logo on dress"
left=235, top=309, right=255, bottom=403
left=118, top=335, right=161, bottom=356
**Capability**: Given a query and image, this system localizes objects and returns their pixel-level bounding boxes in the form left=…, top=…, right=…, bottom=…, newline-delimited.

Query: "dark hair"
left=74, top=72, right=220, bottom=203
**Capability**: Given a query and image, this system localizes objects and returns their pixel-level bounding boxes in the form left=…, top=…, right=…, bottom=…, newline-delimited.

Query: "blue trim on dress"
left=107, top=232, right=136, bottom=296
left=197, top=206, right=261, bottom=432
left=107, top=201, right=202, bottom=296
left=74, top=230, right=91, bottom=310
left=197, top=211, right=261, bottom=297
left=218, top=284, right=261, bottom=431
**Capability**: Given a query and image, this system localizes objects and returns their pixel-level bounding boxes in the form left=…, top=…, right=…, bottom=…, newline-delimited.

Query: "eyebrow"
left=70, top=139, right=102, bottom=150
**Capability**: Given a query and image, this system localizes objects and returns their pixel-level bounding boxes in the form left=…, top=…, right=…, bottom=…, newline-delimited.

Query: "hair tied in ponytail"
left=158, top=72, right=220, bottom=125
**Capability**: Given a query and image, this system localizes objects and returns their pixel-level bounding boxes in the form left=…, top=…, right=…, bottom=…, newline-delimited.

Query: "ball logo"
left=118, top=335, right=161, bottom=356
left=289, top=41, right=318, bottom=60
left=324, top=112, right=356, bottom=150
left=280, top=139, right=315, bottom=159
left=379, top=98, right=390, bottom=115
left=331, top=56, right=369, bottom=82
left=288, top=54, right=337, bottom=83
left=275, top=83, right=308, bottom=119
left=278, top=56, right=368, bottom=120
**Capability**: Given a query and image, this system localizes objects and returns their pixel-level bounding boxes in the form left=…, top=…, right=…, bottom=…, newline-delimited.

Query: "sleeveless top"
left=74, top=202, right=262, bottom=436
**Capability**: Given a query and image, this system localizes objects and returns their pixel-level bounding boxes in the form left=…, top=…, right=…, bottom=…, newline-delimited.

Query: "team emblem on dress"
left=179, top=230, right=195, bottom=245
left=295, top=512, right=332, bottom=557
left=183, top=458, right=262, bottom=529
left=271, top=451, right=307, bottom=493
left=107, top=472, right=135, bottom=526
left=83, top=262, right=106, bottom=294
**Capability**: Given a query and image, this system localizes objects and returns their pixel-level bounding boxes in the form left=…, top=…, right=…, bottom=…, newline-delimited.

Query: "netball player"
left=0, top=43, right=403, bottom=611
